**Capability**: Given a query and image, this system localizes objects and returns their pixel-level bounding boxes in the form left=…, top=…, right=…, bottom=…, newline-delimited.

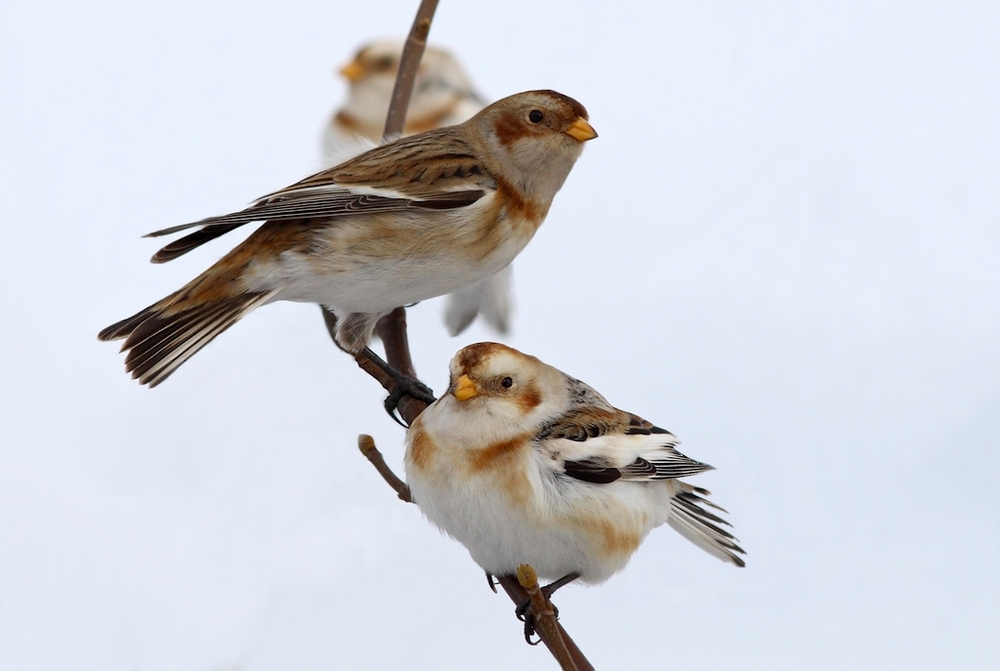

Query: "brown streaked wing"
left=536, top=406, right=633, bottom=442
left=623, top=412, right=674, bottom=436
left=324, top=126, right=496, bottom=196
left=139, top=126, right=491, bottom=262
left=146, top=190, right=484, bottom=263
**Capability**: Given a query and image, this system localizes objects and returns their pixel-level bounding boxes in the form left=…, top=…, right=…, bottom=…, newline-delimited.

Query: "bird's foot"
left=382, top=375, right=435, bottom=427
left=514, top=572, right=579, bottom=645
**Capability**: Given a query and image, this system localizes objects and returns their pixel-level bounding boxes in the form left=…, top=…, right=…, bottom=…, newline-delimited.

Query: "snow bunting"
left=324, top=39, right=484, bottom=156
left=405, top=343, right=745, bottom=587
left=325, top=39, right=512, bottom=337
left=99, top=91, right=597, bottom=387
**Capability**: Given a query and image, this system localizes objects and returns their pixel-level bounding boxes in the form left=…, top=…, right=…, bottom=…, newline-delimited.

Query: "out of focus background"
left=2, top=1, right=998, bottom=668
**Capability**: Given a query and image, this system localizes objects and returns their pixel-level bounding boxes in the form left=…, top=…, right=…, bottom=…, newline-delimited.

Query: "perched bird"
left=99, top=90, right=597, bottom=387
left=405, top=343, right=745, bottom=589
left=325, top=39, right=512, bottom=337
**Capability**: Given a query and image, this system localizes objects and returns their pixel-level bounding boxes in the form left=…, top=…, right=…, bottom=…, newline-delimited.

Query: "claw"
left=356, top=347, right=436, bottom=427
left=383, top=387, right=410, bottom=427
left=515, top=596, right=560, bottom=645
left=382, top=376, right=436, bottom=427
left=524, top=618, right=541, bottom=646
left=513, top=572, right=578, bottom=646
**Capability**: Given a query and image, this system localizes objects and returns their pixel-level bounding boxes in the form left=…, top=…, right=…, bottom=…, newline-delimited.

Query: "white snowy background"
left=2, top=0, right=998, bottom=668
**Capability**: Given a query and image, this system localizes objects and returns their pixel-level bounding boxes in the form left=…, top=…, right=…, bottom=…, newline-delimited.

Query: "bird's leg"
left=514, top=572, right=581, bottom=644
left=540, top=572, right=581, bottom=599
left=515, top=571, right=581, bottom=617
left=356, top=347, right=436, bottom=426
left=485, top=571, right=498, bottom=593
left=323, top=306, right=435, bottom=426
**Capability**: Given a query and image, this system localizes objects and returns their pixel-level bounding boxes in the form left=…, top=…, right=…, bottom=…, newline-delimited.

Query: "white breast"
left=406, top=427, right=664, bottom=584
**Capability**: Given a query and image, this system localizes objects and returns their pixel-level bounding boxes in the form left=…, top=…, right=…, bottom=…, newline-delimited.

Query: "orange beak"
left=451, top=374, right=480, bottom=402
left=339, top=60, right=366, bottom=82
left=565, top=117, right=598, bottom=142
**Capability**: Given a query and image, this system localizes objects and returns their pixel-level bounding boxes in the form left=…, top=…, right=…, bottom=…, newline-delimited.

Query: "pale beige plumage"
left=325, top=39, right=512, bottom=337
left=324, top=40, right=484, bottom=155
left=406, top=343, right=745, bottom=586
left=100, top=92, right=597, bottom=387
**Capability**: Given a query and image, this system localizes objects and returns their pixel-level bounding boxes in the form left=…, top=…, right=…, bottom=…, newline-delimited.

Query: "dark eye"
left=528, top=110, right=544, bottom=123
left=501, top=376, right=514, bottom=388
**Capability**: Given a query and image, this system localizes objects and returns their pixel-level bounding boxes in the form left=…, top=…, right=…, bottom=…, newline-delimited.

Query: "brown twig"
left=382, top=0, right=440, bottom=142
left=322, top=0, right=438, bottom=419
left=517, top=565, right=580, bottom=671
left=357, top=434, right=411, bottom=502
left=496, top=576, right=595, bottom=671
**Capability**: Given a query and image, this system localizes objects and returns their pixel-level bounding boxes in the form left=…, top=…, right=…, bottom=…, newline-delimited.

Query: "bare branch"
left=383, top=0, right=441, bottom=141
left=358, top=434, right=411, bottom=502
left=496, top=576, right=595, bottom=671
left=517, top=565, right=580, bottom=671
left=333, top=2, right=596, bottom=667
left=374, top=308, right=418, bottom=379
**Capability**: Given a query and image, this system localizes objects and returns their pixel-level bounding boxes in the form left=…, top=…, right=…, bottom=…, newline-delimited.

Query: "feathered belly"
left=246, top=205, right=534, bottom=313
left=409, top=451, right=655, bottom=583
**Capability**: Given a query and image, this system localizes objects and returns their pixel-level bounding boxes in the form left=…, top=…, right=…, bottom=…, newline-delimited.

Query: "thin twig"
left=497, top=575, right=595, bottom=671
left=333, top=1, right=595, bottom=667
left=374, top=308, right=418, bottom=379
left=383, top=0, right=440, bottom=141
left=517, top=565, right=580, bottom=671
left=358, top=434, right=411, bottom=502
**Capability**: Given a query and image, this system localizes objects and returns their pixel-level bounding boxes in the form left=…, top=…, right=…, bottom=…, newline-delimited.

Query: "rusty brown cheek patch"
left=492, top=116, right=524, bottom=148
left=516, top=383, right=542, bottom=413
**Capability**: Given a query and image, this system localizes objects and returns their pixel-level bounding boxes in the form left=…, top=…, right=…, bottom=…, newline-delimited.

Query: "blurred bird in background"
left=325, top=39, right=514, bottom=337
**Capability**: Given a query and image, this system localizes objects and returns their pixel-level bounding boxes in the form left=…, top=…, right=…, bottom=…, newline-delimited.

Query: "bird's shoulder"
left=291, top=126, right=498, bottom=199
left=533, top=380, right=713, bottom=484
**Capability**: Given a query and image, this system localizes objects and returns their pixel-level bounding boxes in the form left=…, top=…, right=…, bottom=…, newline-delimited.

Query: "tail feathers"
left=98, top=290, right=181, bottom=342
left=99, top=291, right=276, bottom=387
left=667, top=484, right=746, bottom=567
